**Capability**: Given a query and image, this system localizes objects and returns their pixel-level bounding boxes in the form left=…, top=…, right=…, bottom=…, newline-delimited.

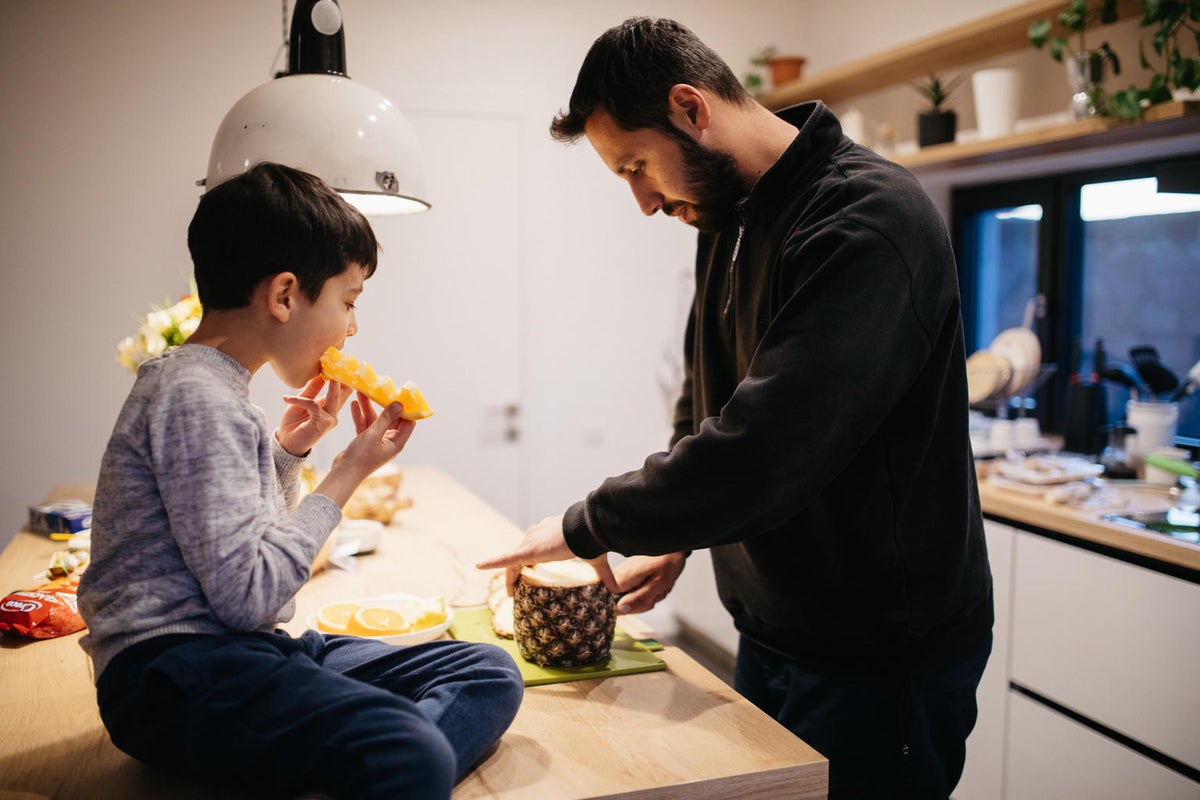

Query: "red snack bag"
left=0, top=575, right=86, bottom=639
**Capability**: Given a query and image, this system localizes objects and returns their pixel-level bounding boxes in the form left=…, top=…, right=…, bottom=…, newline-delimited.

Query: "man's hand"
left=612, top=554, right=686, bottom=614
left=476, top=514, right=619, bottom=595
left=276, top=376, right=352, bottom=456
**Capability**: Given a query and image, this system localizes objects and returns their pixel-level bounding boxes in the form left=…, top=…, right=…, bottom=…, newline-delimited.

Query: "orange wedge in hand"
left=320, top=347, right=435, bottom=420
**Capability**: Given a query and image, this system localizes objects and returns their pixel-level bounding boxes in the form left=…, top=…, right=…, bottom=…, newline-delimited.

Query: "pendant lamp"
left=201, top=0, right=429, bottom=215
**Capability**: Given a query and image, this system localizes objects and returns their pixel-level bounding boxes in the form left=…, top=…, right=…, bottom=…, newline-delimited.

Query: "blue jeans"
left=96, top=630, right=524, bottom=800
left=735, top=634, right=991, bottom=800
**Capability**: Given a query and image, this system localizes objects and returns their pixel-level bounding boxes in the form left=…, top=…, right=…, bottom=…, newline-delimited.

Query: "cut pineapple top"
left=320, top=347, right=434, bottom=421
left=520, top=558, right=603, bottom=588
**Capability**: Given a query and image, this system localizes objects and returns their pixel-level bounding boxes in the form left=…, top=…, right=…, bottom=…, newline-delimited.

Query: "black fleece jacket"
left=563, top=101, right=992, bottom=673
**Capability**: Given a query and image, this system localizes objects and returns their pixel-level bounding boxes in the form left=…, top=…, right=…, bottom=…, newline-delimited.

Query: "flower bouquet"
left=116, top=292, right=202, bottom=372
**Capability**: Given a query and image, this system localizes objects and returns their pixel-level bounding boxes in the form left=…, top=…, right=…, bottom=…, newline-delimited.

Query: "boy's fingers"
left=299, top=375, right=327, bottom=398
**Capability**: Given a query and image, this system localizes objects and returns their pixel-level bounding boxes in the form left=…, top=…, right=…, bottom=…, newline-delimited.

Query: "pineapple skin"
left=513, top=581, right=616, bottom=667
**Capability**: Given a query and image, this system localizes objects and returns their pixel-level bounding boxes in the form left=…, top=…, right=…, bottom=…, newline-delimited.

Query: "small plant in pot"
left=742, top=46, right=777, bottom=96
left=912, top=72, right=966, bottom=147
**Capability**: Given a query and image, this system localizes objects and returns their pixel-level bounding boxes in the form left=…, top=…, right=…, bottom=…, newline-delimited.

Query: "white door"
left=303, top=108, right=525, bottom=523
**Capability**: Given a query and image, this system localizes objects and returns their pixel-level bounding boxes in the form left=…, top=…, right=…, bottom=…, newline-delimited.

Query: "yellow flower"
left=115, top=291, right=203, bottom=373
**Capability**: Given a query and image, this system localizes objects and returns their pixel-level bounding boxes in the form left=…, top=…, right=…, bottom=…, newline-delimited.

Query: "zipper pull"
left=722, top=225, right=745, bottom=322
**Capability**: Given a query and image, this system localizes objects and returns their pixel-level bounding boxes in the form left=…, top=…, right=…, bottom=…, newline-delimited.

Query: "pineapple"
left=513, top=559, right=615, bottom=667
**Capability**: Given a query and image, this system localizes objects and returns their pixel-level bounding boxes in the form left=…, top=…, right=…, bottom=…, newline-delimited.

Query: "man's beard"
left=665, top=130, right=751, bottom=232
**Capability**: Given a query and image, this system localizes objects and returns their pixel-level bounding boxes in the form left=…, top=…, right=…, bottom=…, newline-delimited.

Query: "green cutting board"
left=448, top=606, right=667, bottom=686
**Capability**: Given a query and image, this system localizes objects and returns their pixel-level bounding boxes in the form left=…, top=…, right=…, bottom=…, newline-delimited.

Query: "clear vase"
left=1066, top=44, right=1120, bottom=118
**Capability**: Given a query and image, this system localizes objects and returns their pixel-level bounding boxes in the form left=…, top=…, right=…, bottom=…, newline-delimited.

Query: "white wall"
left=0, top=0, right=818, bottom=548
left=3, top=1, right=1055, bottom=556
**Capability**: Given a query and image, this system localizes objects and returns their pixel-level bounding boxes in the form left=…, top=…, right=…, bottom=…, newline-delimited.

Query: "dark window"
left=952, top=157, right=1200, bottom=447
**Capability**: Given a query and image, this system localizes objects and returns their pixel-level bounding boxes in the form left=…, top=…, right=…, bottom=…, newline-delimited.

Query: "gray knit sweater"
left=78, top=344, right=342, bottom=678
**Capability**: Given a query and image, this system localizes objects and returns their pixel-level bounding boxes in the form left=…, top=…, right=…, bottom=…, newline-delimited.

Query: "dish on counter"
left=307, top=593, right=452, bottom=645
left=989, top=454, right=1103, bottom=485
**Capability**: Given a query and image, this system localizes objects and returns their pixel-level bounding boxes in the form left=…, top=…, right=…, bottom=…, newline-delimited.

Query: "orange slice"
left=389, top=595, right=446, bottom=631
left=348, top=606, right=413, bottom=636
left=315, top=601, right=361, bottom=634
left=320, top=347, right=435, bottom=421
left=412, top=610, right=449, bottom=631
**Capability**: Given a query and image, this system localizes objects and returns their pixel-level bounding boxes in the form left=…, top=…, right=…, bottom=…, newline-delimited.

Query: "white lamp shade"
left=204, top=73, right=430, bottom=215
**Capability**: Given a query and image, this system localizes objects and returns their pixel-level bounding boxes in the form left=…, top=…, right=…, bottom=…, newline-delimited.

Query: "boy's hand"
left=316, top=402, right=416, bottom=507
left=277, top=376, right=351, bottom=456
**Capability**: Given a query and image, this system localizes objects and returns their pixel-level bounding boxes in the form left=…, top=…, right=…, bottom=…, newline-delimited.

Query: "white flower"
left=178, top=315, right=200, bottom=338
left=115, top=290, right=203, bottom=373
left=145, top=309, right=173, bottom=335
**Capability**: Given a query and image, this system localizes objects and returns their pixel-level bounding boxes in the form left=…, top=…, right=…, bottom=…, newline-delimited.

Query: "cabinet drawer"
left=1007, top=691, right=1200, bottom=799
left=1011, top=532, right=1200, bottom=771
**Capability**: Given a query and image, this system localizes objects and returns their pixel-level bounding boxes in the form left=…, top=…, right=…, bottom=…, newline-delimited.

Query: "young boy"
left=78, top=162, right=523, bottom=800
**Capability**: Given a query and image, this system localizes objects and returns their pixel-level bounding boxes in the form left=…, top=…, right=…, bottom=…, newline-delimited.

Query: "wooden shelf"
left=894, top=100, right=1200, bottom=173
left=761, top=0, right=1143, bottom=110
left=758, top=0, right=1199, bottom=173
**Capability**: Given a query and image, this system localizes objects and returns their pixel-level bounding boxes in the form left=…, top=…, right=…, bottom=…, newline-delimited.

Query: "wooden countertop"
left=0, top=469, right=828, bottom=800
left=978, top=476, right=1200, bottom=574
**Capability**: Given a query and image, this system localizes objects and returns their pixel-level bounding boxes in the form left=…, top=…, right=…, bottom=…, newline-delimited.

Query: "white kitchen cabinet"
left=954, top=520, right=1015, bottom=800
left=1010, top=532, right=1200, bottom=772
left=1006, top=691, right=1200, bottom=799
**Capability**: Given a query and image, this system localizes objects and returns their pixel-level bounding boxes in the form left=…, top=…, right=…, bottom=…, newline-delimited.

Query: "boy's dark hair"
left=550, top=17, right=751, bottom=144
left=188, top=162, right=379, bottom=310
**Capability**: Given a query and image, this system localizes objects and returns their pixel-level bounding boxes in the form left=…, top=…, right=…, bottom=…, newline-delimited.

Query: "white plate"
left=307, top=593, right=453, bottom=645
left=990, top=455, right=1102, bottom=485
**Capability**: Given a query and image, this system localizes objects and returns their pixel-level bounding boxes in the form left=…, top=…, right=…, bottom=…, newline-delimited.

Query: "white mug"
left=972, top=68, right=1020, bottom=139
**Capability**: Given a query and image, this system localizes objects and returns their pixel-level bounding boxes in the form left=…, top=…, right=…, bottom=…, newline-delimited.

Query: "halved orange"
left=315, top=601, right=361, bottom=634
left=348, top=606, right=412, bottom=636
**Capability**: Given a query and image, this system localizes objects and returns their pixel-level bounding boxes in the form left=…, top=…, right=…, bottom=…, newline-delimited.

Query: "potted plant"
left=1029, top=0, right=1124, bottom=116
left=1029, top=0, right=1120, bottom=62
left=767, top=53, right=806, bottom=87
left=742, top=47, right=775, bottom=96
left=912, top=72, right=966, bottom=147
left=1120, top=0, right=1200, bottom=111
left=743, top=46, right=807, bottom=95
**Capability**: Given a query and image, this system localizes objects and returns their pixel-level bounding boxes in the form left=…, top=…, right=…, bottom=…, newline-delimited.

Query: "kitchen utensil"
left=1129, top=346, right=1180, bottom=396
left=1128, top=345, right=1161, bottom=370
left=1168, top=357, right=1200, bottom=403
left=1063, top=382, right=1106, bottom=455
left=990, top=327, right=1041, bottom=395
left=1100, top=425, right=1138, bottom=479
left=1100, top=362, right=1149, bottom=398
left=966, top=350, right=1012, bottom=403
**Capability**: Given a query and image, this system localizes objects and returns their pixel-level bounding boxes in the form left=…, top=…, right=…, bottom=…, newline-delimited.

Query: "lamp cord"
left=270, top=0, right=290, bottom=78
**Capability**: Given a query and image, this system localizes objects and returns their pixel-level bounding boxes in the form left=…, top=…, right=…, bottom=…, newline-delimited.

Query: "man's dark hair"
left=550, top=17, right=751, bottom=144
left=188, top=162, right=379, bottom=310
